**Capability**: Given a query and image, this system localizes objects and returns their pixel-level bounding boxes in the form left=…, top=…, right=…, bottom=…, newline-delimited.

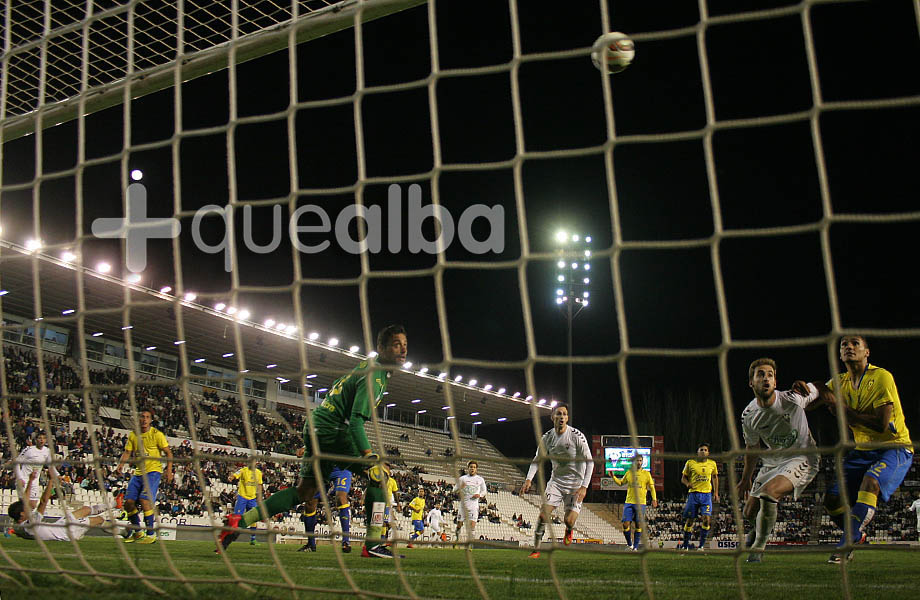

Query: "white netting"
left=1, top=0, right=919, bottom=598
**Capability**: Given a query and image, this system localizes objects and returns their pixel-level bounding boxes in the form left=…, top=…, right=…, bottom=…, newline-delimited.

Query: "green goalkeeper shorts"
left=299, top=426, right=362, bottom=483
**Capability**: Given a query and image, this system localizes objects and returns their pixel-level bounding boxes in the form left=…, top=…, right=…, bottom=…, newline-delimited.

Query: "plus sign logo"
left=91, top=182, right=180, bottom=273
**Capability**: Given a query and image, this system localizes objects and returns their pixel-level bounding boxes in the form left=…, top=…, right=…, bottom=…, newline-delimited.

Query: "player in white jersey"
left=453, top=460, right=487, bottom=543
left=737, top=358, right=832, bottom=562
left=14, top=432, right=59, bottom=510
left=425, top=504, right=446, bottom=543
left=908, top=495, right=920, bottom=541
left=8, top=478, right=110, bottom=541
left=520, top=404, right=594, bottom=557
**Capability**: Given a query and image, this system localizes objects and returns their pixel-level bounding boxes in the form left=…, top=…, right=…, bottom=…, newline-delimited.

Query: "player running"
left=521, top=403, right=594, bottom=558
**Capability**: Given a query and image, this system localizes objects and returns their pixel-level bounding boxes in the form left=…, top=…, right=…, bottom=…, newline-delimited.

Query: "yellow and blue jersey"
left=615, top=468, right=657, bottom=505
left=682, top=459, right=717, bottom=493
left=232, top=466, right=263, bottom=500
left=125, top=428, right=169, bottom=476
left=409, top=496, right=426, bottom=521
left=828, top=364, right=912, bottom=450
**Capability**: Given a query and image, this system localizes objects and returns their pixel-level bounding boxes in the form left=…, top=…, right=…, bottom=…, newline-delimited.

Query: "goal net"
left=1, top=0, right=918, bottom=598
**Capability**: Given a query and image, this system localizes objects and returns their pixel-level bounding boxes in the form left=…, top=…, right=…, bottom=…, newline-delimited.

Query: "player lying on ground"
left=8, top=476, right=111, bottom=541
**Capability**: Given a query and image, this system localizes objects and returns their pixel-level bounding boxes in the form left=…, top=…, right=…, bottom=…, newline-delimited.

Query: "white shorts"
left=428, top=523, right=441, bottom=533
left=17, top=479, right=40, bottom=502
left=751, top=455, right=818, bottom=501
left=459, top=500, right=479, bottom=522
left=544, top=480, right=583, bottom=513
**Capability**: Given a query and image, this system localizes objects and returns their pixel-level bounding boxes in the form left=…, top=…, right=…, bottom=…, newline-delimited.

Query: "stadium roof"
left=0, top=243, right=550, bottom=425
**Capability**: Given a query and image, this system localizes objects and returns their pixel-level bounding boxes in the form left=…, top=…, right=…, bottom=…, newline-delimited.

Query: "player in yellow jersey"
left=230, top=462, right=263, bottom=545
left=116, top=409, right=173, bottom=544
left=679, top=443, right=719, bottom=550
left=822, top=335, right=913, bottom=564
left=407, top=489, right=426, bottom=548
left=613, top=453, right=657, bottom=551
left=382, top=469, right=400, bottom=542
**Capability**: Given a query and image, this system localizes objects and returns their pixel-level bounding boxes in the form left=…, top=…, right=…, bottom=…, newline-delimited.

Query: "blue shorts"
left=622, top=503, right=646, bottom=523
left=827, top=448, right=913, bottom=503
left=682, top=492, right=712, bottom=519
left=412, top=519, right=424, bottom=532
left=234, top=495, right=259, bottom=515
left=125, top=471, right=162, bottom=502
left=314, top=468, right=353, bottom=500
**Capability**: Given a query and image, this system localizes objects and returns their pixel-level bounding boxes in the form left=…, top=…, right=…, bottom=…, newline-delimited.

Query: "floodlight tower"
left=554, top=230, right=591, bottom=423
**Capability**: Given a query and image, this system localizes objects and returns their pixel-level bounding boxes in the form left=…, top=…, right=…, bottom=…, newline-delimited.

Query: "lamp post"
left=554, top=230, right=591, bottom=423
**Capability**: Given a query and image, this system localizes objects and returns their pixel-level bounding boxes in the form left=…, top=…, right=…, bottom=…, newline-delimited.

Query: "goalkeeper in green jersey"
left=217, top=325, right=407, bottom=557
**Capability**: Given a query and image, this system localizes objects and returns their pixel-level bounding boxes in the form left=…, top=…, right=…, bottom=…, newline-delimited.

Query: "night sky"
left=2, top=0, right=919, bottom=465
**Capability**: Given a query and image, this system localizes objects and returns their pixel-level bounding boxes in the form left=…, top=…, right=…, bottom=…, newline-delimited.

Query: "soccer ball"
left=591, top=32, right=635, bottom=74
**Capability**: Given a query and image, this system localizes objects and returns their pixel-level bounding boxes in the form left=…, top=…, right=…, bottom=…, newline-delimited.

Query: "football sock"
left=364, top=485, right=385, bottom=546
left=126, top=508, right=140, bottom=530
left=338, top=504, right=351, bottom=545
left=534, top=521, right=546, bottom=550
left=143, top=509, right=156, bottom=535
left=840, top=491, right=877, bottom=546
left=623, top=528, right=632, bottom=547
left=698, top=523, right=710, bottom=547
left=681, top=524, right=693, bottom=548
left=633, top=527, right=642, bottom=548
left=753, top=496, right=777, bottom=551
left=240, top=486, right=299, bottom=528
left=304, top=511, right=318, bottom=550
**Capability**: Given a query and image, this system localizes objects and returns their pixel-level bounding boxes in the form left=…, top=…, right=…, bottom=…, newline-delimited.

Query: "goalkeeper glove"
left=364, top=453, right=389, bottom=483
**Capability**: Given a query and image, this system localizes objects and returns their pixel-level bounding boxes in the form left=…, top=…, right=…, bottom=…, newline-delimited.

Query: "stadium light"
left=349, top=345, right=360, bottom=353
left=555, top=230, right=567, bottom=243
left=96, top=262, right=111, bottom=273
left=454, top=375, right=462, bottom=382
left=368, top=351, right=378, bottom=358
left=62, top=309, right=75, bottom=315
left=222, top=352, right=234, bottom=358
left=328, top=337, right=339, bottom=346
left=497, top=417, right=507, bottom=422
left=214, top=302, right=226, bottom=311
left=497, top=387, right=505, bottom=394
left=550, top=400, right=558, bottom=408
left=266, top=364, right=277, bottom=369
left=285, top=325, right=297, bottom=335
left=585, top=236, right=592, bottom=243
left=264, top=319, right=275, bottom=328
left=226, top=306, right=237, bottom=315
left=419, top=367, right=429, bottom=374
left=470, top=412, right=479, bottom=416
left=442, top=406, right=450, bottom=410
left=161, top=286, right=173, bottom=294
left=417, top=410, right=427, bottom=414
left=60, top=251, right=76, bottom=262
left=184, top=292, right=197, bottom=302
left=483, top=384, right=493, bottom=391
left=25, top=239, right=42, bottom=252
left=402, top=361, right=413, bottom=369
left=237, top=309, right=250, bottom=320
left=194, top=358, right=205, bottom=363
left=525, top=395, right=533, bottom=401
left=145, top=346, right=156, bottom=351
left=571, top=234, right=579, bottom=242
left=174, top=340, right=185, bottom=345
left=512, top=392, right=520, bottom=398
left=317, top=388, right=328, bottom=393
left=473, top=421, right=482, bottom=425
left=537, top=398, right=546, bottom=405
left=308, top=332, right=319, bottom=340
left=275, top=322, right=287, bottom=331
left=130, top=169, right=144, bottom=181
left=411, top=399, right=421, bottom=404
left=121, top=326, right=133, bottom=330
left=241, top=369, right=250, bottom=373
left=468, top=379, right=477, bottom=386
left=447, top=416, right=456, bottom=420
left=438, top=372, right=447, bottom=379
left=386, top=403, right=396, bottom=408
left=306, top=374, right=317, bottom=379
left=92, top=332, right=103, bottom=337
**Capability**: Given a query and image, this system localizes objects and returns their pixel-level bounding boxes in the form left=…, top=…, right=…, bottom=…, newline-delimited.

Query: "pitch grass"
left=0, top=538, right=917, bottom=600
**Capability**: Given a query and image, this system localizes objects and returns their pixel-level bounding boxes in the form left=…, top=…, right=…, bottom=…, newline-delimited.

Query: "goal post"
left=1, top=0, right=426, bottom=142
